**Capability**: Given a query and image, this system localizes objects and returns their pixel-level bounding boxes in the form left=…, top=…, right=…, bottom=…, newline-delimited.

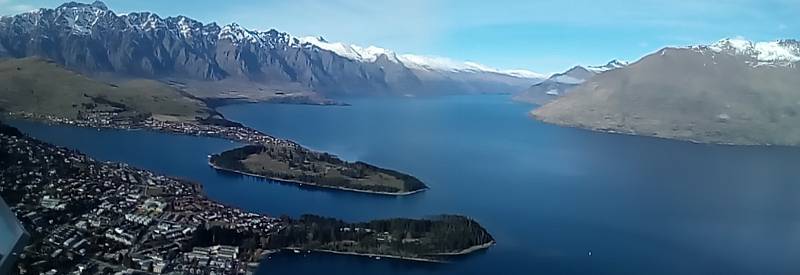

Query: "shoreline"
left=208, top=161, right=428, bottom=196
left=5, top=116, right=431, bottom=196
left=426, top=241, right=496, bottom=256
left=283, top=247, right=447, bottom=263
left=527, top=111, right=790, bottom=147
left=282, top=241, right=496, bottom=263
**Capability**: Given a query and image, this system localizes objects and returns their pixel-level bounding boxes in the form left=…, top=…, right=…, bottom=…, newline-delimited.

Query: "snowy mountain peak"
left=56, top=1, right=103, bottom=11
left=219, top=23, right=255, bottom=43
left=606, top=59, right=629, bottom=68
left=545, top=60, right=628, bottom=85
left=51, top=1, right=113, bottom=35
left=90, top=1, right=108, bottom=10
left=701, top=38, right=800, bottom=65
left=299, top=36, right=398, bottom=63
left=587, top=59, right=628, bottom=73
left=547, top=66, right=592, bottom=85
left=217, top=24, right=299, bottom=48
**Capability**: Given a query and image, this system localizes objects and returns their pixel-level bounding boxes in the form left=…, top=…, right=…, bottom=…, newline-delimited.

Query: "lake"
left=10, top=95, right=800, bottom=274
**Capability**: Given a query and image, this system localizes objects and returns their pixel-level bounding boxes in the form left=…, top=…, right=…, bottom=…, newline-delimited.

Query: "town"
left=0, top=124, right=284, bottom=274
left=7, top=111, right=298, bottom=148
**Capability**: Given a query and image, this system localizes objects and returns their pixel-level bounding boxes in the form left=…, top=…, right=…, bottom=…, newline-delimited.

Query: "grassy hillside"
left=0, top=57, right=213, bottom=121
left=533, top=48, right=800, bottom=146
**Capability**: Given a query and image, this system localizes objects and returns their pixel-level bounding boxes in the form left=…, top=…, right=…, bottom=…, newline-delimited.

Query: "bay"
left=10, top=95, right=800, bottom=274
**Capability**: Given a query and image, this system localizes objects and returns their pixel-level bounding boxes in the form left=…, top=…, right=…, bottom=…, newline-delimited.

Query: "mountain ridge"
left=532, top=38, right=800, bottom=146
left=0, top=1, right=542, bottom=100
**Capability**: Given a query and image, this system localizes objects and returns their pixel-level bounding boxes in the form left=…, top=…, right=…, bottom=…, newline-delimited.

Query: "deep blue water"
left=9, top=95, right=800, bottom=274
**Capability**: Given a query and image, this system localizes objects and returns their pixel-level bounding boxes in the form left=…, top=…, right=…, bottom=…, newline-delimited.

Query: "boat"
left=293, top=249, right=300, bottom=254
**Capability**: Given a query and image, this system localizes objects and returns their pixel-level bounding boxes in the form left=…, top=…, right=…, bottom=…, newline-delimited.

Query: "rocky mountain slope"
left=533, top=38, right=800, bottom=146
left=0, top=1, right=542, bottom=100
left=513, top=60, right=626, bottom=105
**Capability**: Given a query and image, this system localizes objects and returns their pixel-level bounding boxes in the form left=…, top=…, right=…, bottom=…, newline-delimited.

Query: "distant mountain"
left=533, top=38, right=800, bottom=146
left=513, top=60, right=627, bottom=105
left=292, top=36, right=546, bottom=95
left=585, top=59, right=628, bottom=73
left=0, top=1, right=543, bottom=100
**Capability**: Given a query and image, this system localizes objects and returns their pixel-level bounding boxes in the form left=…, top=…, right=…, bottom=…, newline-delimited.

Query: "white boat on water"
left=293, top=249, right=301, bottom=253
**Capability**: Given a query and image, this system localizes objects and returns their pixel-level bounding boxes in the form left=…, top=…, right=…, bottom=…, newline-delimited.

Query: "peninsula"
left=209, top=145, right=428, bottom=195
left=273, top=215, right=495, bottom=262
left=0, top=57, right=428, bottom=195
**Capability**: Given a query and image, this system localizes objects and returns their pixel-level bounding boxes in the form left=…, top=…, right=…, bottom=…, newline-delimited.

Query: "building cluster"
left=178, top=245, right=245, bottom=274
left=0, top=129, right=284, bottom=274
left=7, top=111, right=300, bottom=147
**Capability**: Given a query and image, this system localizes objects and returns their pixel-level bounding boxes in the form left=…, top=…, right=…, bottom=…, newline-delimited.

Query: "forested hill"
left=269, top=215, right=495, bottom=260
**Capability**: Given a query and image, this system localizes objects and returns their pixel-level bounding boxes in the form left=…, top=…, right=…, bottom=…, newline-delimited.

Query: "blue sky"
left=1, top=0, right=797, bottom=73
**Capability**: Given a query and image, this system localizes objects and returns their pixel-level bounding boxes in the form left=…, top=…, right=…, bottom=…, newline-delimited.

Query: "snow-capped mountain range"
left=512, top=60, right=628, bottom=105
left=0, top=1, right=543, bottom=97
left=298, top=36, right=544, bottom=78
left=692, top=38, right=800, bottom=67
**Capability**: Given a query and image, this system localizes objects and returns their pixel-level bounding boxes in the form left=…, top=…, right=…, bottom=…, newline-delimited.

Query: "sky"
left=0, top=0, right=797, bottom=74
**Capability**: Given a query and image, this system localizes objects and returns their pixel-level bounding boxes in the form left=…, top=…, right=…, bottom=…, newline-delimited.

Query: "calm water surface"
left=10, top=95, right=800, bottom=274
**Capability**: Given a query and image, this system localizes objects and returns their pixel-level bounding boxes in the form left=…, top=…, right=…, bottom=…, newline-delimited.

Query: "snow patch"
left=398, top=54, right=543, bottom=78
left=705, top=38, right=800, bottom=64
left=551, top=75, right=584, bottom=84
left=300, top=36, right=544, bottom=79
left=299, top=36, right=397, bottom=63
left=587, top=59, right=629, bottom=73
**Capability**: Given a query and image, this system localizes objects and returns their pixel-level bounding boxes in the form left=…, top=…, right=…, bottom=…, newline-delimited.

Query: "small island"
left=209, top=144, right=428, bottom=195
